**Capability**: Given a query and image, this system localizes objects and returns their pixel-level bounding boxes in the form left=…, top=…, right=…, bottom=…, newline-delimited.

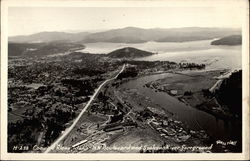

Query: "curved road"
left=44, top=64, right=125, bottom=153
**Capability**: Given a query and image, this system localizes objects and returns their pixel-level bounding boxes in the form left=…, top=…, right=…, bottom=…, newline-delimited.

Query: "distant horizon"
left=9, top=5, right=243, bottom=36
left=9, top=26, right=242, bottom=37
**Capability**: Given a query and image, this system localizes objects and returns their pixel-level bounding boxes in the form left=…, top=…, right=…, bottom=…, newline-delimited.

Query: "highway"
left=44, top=64, right=125, bottom=153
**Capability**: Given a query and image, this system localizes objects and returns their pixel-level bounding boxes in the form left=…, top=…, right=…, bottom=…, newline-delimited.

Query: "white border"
left=1, top=0, right=249, bottom=160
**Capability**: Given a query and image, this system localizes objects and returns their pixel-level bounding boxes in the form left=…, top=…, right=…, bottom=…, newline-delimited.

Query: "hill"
left=107, top=47, right=154, bottom=58
left=9, top=32, right=90, bottom=43
left=81, top=27, right=241, bottom=43
left=8, top=41, right=85, bottom=57
left=9, top=27, right=241, bottom=44
left=215, top=70, right=242, bottom=117
left=211, top=35, right=242, bottom=46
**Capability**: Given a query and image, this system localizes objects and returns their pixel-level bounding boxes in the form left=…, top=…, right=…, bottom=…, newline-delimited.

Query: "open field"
left=146, top=70, right=226, bottom=95
left=144, top=70, right=234, bottom=118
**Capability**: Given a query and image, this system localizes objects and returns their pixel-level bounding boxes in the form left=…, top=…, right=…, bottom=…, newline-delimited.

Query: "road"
left=44, top=64, right=125, bottom=153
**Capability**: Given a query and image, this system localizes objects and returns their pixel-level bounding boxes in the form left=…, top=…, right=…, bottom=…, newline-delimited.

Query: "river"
left=121, top=73, right=240, bottom=141
left=80, top=39, right=242, bottom=141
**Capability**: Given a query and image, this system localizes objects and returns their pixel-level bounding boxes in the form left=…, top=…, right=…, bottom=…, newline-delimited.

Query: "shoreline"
left=115, top=69, right=238, bottom=153
left=132, top=68, right=238, bottom=120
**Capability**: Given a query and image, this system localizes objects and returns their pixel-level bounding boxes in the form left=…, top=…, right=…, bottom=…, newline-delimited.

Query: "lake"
left=79, top=39, right=242, bottom=140
left=78, top=39, right=242, bottom=150
left=78, top=39, right=241, bottom=71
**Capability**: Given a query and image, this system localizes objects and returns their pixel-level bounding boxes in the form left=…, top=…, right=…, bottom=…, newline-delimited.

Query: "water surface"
left=121, top=73, right=238, bottom=140
left=79, top=40, right=241, bottom=71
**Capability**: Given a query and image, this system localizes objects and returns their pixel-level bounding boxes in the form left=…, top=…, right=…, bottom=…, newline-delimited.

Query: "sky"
left=8, top=5, right=244, bottom=36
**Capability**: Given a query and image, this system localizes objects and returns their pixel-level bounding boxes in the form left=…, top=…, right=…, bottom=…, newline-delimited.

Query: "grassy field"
left=154, top=70, right=225, bottom=95
left=146, top=69, right=231, bottom=118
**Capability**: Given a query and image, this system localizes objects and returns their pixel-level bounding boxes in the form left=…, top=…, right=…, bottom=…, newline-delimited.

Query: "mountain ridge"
left=9, top=31, right=90, bottom=43
left=9, top=27, right=241, bottom=43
